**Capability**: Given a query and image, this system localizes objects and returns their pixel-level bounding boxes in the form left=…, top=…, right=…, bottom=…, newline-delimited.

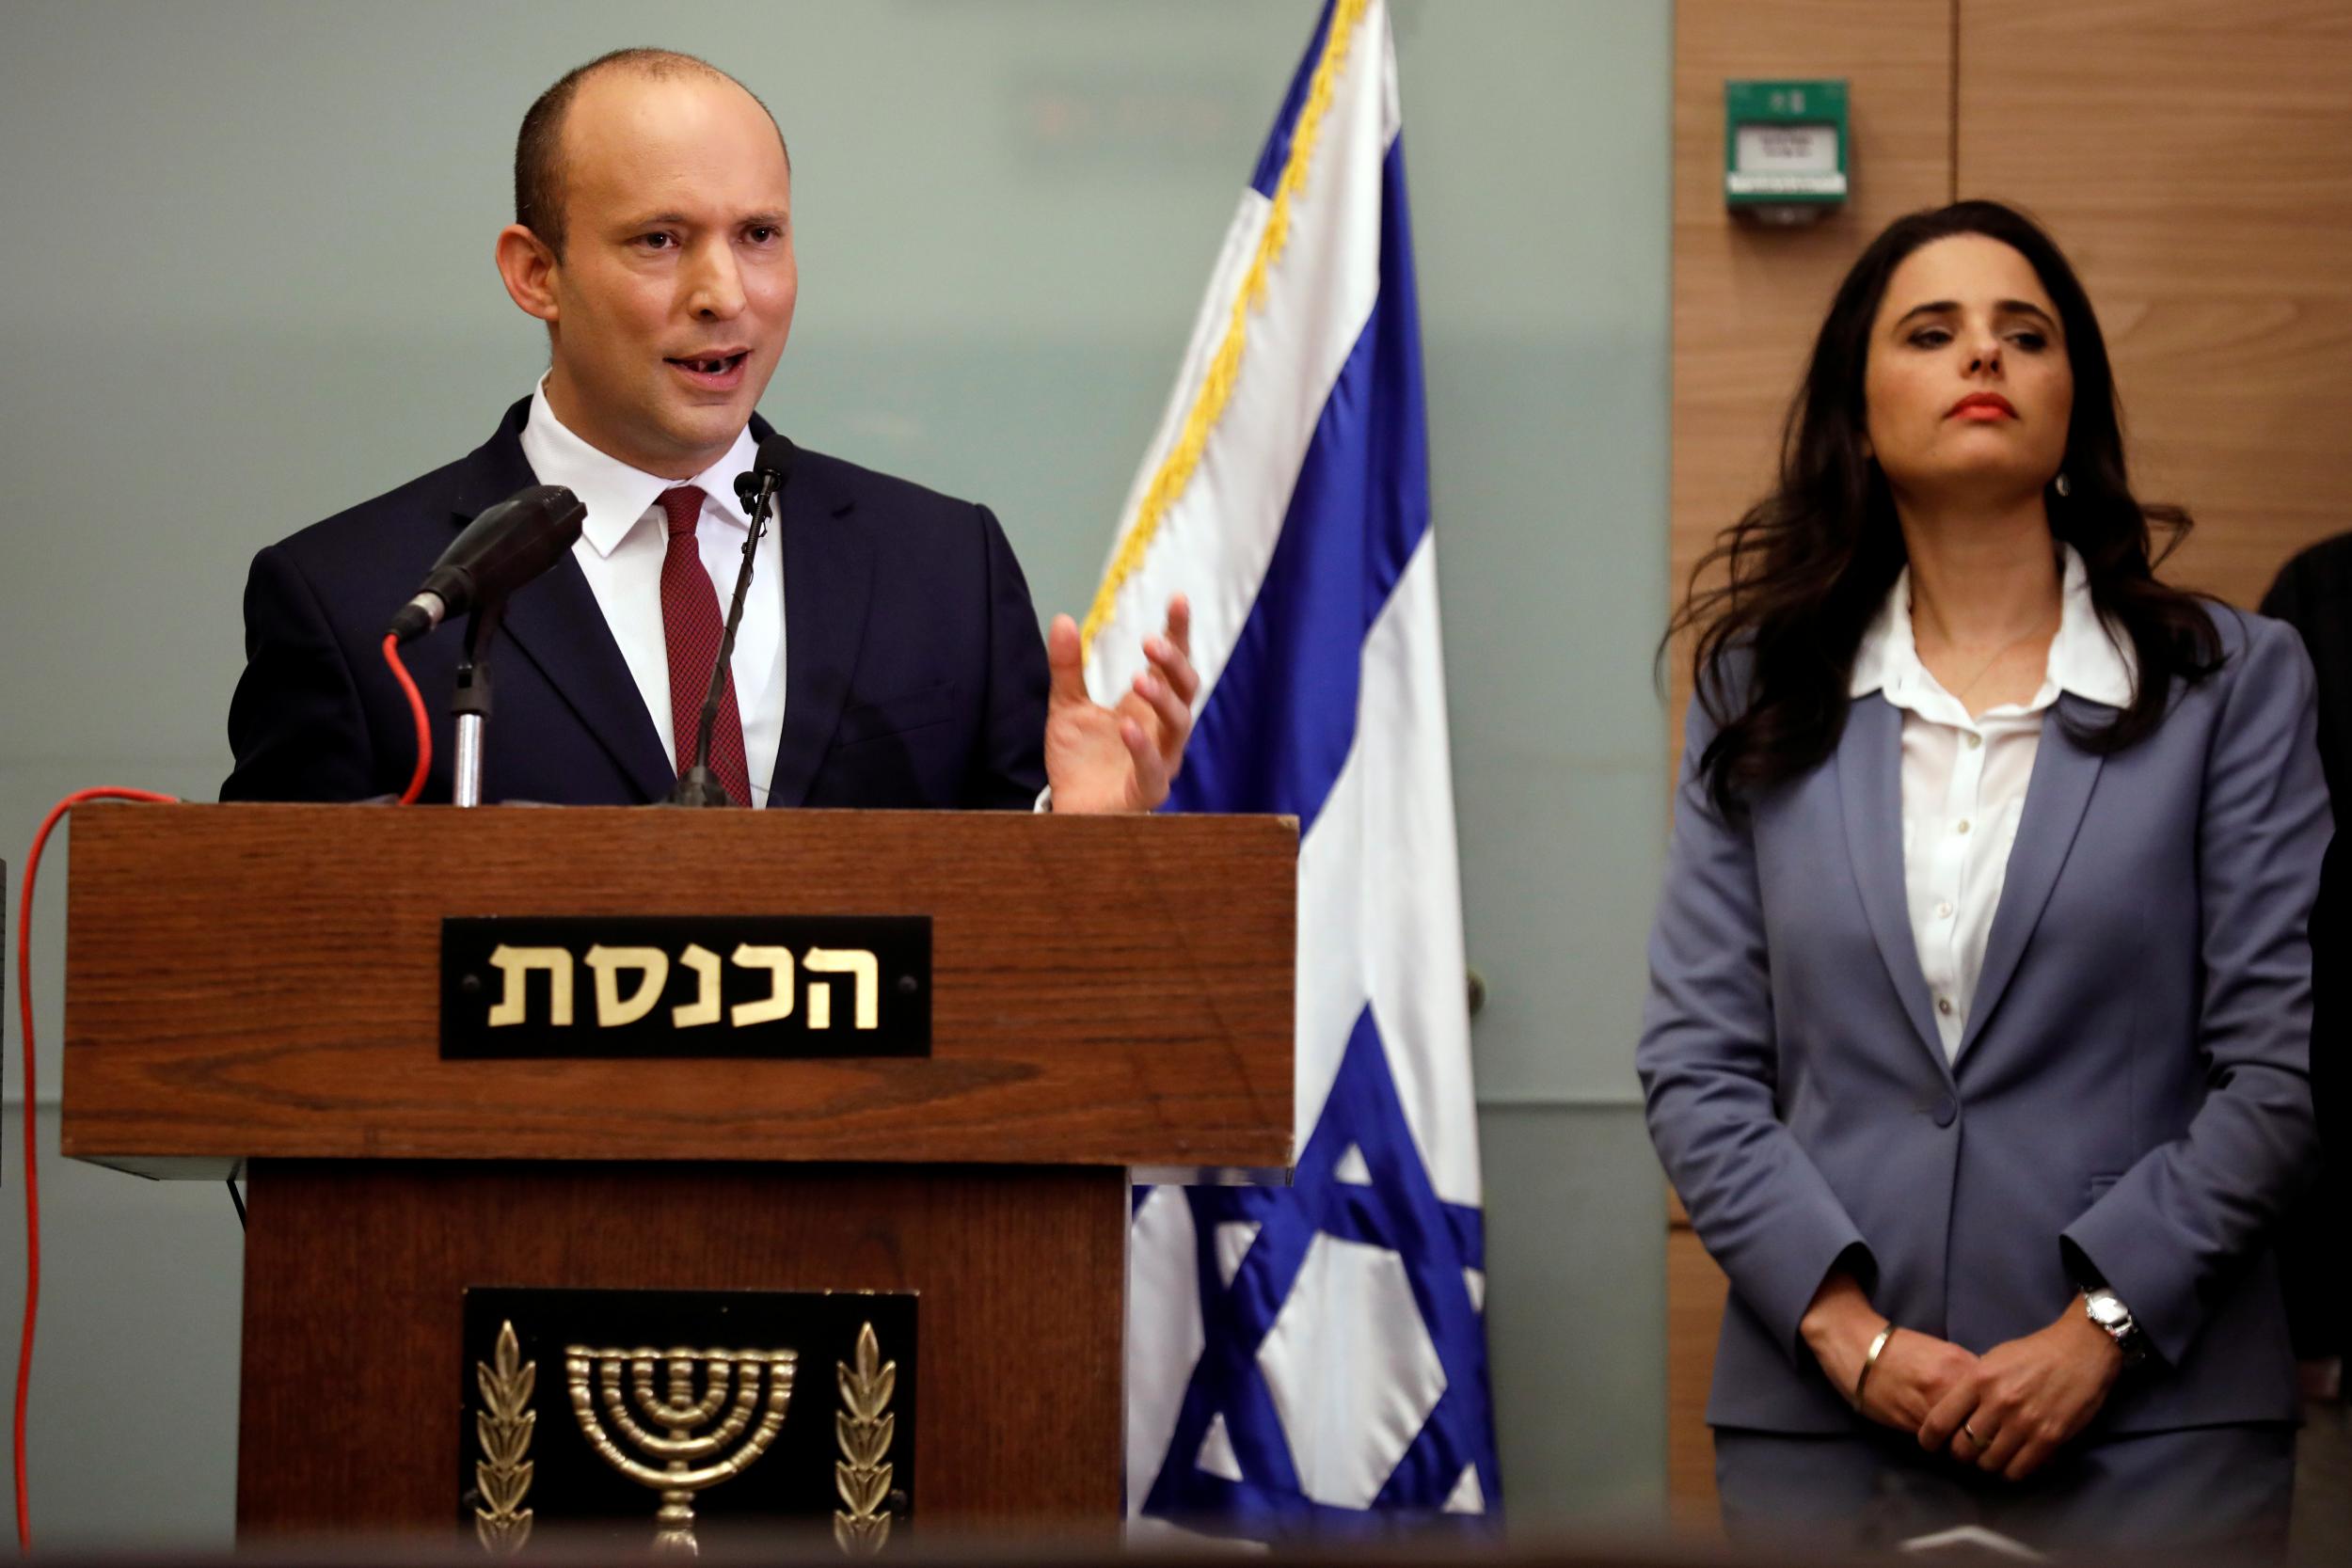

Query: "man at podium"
left=222, top=47, right=1195, bottom=814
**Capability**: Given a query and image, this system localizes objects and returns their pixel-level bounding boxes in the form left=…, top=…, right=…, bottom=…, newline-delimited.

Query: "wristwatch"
left=2083, top=1287, right=2148, bottom=1368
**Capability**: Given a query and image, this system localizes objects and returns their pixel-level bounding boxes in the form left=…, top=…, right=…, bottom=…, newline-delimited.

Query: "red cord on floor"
left=15, top=787, right=177, bottom=1552
left=383, top=633, right=431, bottom=805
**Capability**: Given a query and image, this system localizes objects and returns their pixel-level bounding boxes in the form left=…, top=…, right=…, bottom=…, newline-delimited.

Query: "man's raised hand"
left=1041, top=594, right=1197, bottom=815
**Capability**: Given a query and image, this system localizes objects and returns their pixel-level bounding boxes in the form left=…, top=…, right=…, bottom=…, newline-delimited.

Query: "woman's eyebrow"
left=1890, top=298, right=2058, bottom=329
left=1892, top=300, right=1958, bottom=327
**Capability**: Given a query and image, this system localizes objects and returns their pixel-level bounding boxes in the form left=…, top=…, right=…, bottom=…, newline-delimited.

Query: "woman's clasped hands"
left=1800, top=1272, right=2124, bottom=1481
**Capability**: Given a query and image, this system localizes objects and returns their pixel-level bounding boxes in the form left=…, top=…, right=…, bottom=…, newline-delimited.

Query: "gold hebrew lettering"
left=487, top=944, right=574, bottom=1027
left=730, top=943, right=796, bottom=1027
left=673, top=943, right=723, bottom=1028
left=803, top=948, right=880, bottom=1030
left=583, top=945, right=669, bottom=1028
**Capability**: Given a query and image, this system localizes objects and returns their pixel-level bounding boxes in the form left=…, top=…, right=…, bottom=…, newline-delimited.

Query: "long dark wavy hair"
left=1667, top=199, right=2221, bottom=816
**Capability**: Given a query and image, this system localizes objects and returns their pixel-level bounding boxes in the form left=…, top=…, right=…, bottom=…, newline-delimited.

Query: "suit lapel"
left=763, top=464, right=871, bottom=807
left=1836, top=694, right=1953, bottom=1081
left=1955, top=696, right=2104, bottom=1062
left=449, top=402, right=675, bottom=804
left=499, top=561, right=676, bottom=802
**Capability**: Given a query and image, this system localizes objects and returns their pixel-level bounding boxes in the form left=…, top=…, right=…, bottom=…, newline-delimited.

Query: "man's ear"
left=495, top=224, right=561, bottom=324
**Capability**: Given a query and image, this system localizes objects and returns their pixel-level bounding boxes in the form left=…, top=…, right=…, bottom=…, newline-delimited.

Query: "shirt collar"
left=517, top=377, right=758, bottom=559
left=1849, top=543, right=2137, bottom=711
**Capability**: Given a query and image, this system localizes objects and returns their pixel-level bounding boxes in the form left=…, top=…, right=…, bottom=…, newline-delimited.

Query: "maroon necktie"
left=657, top=486, right=754, bottom=807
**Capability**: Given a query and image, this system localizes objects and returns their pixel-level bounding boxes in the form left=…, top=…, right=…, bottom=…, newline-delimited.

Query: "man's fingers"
left=1135, top=672, right=1189, bottom=748
left=1121, top=718, right=1168, bottom=806
left=1147, top=635, right=1201, bottom=709
left=1163, top=594, right=1192, bottom=662
left=1046, top=614, right=1089, bottom=708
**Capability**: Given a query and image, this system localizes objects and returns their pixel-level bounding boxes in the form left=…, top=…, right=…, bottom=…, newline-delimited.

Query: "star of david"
left=1136, top=1006, right=1502, bottom=1532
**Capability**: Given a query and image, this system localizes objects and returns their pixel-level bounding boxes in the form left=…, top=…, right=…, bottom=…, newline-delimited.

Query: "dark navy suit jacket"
left=223, top=399, right=1050, bottom=808
left=1639, top=611, right=2328, bottom=1438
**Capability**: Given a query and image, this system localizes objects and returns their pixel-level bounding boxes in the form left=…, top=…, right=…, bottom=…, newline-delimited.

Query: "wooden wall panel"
left=1671, top=1, right=1957, bottom=753
left=1958, top=0, right=2352, bottom=608
left=1667, top=2, right=1955, bottom=1525
left=1663, top=1194, right=1726, bottom=1532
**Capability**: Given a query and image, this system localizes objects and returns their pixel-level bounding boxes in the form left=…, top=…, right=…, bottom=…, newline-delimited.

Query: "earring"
left=2054, top=471, right=2072, bottom=498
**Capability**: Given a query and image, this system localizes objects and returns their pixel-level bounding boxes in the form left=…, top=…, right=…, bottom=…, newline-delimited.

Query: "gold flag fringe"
left=1078, top=0, right=1374, bottom=657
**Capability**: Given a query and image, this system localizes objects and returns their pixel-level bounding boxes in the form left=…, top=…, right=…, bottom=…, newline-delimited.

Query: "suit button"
left=1931, top=1097, right=1958, bottom=1128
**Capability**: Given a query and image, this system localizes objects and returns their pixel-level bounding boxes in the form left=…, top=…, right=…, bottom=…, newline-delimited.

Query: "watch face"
left=2089, top=1295, right=2127, bottom=1328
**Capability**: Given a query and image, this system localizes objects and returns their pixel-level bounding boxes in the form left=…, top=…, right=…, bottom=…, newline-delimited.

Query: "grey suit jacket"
left=1638, top=610, right=2328, bottom=1436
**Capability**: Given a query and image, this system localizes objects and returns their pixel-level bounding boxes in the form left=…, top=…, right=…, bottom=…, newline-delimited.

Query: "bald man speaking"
left=225, top=48, right=1194, bottom=813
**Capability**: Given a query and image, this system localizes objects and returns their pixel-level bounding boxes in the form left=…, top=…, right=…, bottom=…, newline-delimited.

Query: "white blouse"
left=1847, top=546, right=2136, bottom=1062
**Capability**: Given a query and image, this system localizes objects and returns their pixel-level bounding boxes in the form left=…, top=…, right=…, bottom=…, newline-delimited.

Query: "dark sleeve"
left=2258, top=559, right=2303, bottom=626
left=2316, top=832, right=2347, bottom=1167
left=222, top=543, right=382, bottom=801
left=2261, top=554, right=2347, bottom=1177
left=2262, top=547, right=2352, bottom=808
left=961, top=503, right=1049, bottom=809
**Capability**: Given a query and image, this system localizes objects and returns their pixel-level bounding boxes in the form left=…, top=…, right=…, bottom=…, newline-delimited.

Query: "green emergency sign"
left=1724, top=80, right=1849, bottom=212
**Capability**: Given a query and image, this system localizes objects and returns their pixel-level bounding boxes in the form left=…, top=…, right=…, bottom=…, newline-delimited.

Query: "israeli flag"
left=1084, top=0, right=1499, bottom=1534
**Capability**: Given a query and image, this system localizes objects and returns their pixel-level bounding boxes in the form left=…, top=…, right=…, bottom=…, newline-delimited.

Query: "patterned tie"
left=657, top=485, right=754, bottom=807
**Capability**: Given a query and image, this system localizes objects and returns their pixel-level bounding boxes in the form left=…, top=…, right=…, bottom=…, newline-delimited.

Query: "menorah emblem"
left=564, top=1343, right=797, bottom=1554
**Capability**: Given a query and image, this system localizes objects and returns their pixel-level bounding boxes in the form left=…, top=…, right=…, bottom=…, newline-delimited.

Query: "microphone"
left=673, top=436, right=798, bottom=806
left=741, top=435, right=798, bottom=513
left=387, top=484, right=586, bottom=642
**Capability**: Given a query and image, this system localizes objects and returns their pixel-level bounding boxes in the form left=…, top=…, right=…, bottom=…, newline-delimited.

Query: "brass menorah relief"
left=564, top=1343, right=798, bottom=1554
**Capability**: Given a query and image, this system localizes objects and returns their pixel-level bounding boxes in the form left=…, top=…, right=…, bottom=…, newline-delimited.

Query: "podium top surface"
left=62, top=803, right=1295, bottom=1177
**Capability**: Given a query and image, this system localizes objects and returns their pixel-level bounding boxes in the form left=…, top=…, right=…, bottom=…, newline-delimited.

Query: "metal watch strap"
left=2084, top=1287, right=2147, bottom=1367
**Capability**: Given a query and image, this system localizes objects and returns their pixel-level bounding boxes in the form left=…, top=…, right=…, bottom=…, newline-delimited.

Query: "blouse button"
left=1956, top=818, right=1972, bottom=835
left=1937, top=901, right=1954, bottom=919
left=1965, top=733, right=1982, bottom=751
left=1937, top=998, right=1954, bottom=1016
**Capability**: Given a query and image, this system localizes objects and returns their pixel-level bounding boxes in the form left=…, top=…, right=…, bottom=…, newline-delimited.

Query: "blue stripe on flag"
left=1320, top=1186, right=1487, bottom=1273
left=1167, top=137, right=1429, bottom=835
left=1248, top=0, right=1339, bottom=198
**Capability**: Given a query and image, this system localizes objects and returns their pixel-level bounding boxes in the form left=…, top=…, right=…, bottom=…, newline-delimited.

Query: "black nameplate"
left=461, top=1286, right=917, bottom=1551
left=440, top=915, right=930, bottom=1059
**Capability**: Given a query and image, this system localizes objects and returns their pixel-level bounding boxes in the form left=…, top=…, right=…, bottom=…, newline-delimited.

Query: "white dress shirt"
left=1848, top=545, right=2136, bottom=1062
left=517, top=383, right=787, bottom=805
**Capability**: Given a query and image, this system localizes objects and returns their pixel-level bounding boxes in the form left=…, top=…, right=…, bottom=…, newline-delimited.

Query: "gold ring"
left=1962, top=1424, right=1988, bottom=1449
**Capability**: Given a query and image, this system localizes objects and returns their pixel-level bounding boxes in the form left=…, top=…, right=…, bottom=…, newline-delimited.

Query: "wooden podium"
left=60, top=803, right=1294, bottom=1541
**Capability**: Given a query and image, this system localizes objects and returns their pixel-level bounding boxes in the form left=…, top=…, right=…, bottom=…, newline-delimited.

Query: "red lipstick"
left=1948, top=392, right=2016, bottom=421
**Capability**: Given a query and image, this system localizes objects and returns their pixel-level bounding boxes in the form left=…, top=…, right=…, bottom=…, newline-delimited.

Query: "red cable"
left=382, top=634, right=431, bottom=805
left=14, top=788, right=177, bottom=1551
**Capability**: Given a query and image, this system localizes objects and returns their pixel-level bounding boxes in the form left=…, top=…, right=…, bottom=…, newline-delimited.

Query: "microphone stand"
left=451, top=597, right=508, bottom=808
left=670, top=472, right=781, bottom=807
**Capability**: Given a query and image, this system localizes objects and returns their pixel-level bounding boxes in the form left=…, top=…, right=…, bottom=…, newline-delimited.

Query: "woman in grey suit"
left=1640, top=201, right=2327, bottom=1552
